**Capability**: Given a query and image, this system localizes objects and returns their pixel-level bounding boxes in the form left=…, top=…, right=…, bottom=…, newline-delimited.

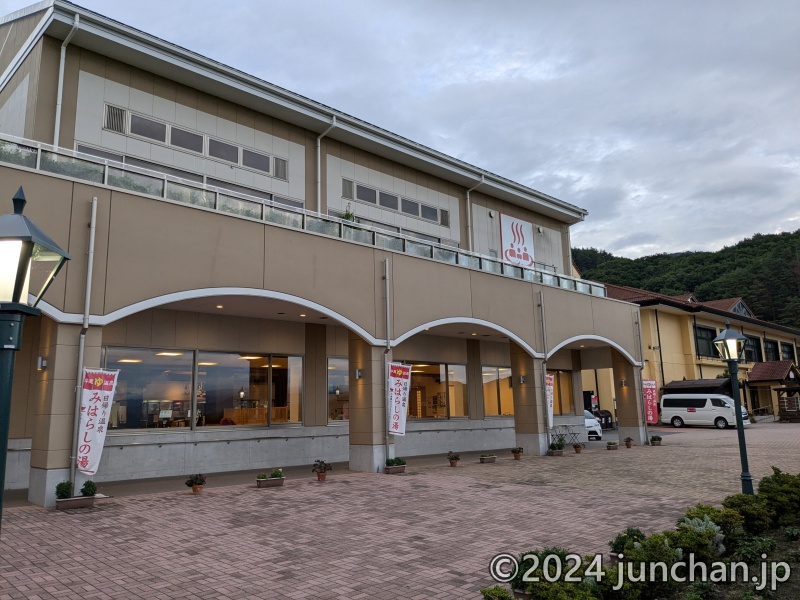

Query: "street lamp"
left=0, top=187, right=71, bottom=533
left=713, top=321, right=754, bottom=495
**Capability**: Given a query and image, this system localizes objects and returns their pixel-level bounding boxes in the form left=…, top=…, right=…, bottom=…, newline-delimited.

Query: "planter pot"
left=55, top=495, right=95, bottom=510
left=547, top=450, right=563, bottom=456
left=191, top=485, right=204, bottom=495
left=449, top=460, right=459, bottom=467
left=651, top=440, right=662, bottom=446
left=607, top=445, right=618, bottom=450
left=256, top=477, right=285, bottom=488
left=384, top=465, right=406, bottom=474
left=316, top=472, right=327, bottom=481
left=479, top=456, right=497, bottom=463
left=512, top=453, right=522, bottom=460
left=625, top=443, right=632, bottom=449
left=573, top=446, right=582, bottom=454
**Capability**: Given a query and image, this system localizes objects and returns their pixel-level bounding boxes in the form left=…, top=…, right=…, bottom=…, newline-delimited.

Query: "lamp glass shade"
left=713, top=328, right=746, bottom=361
left=0, top=239, right=30, bottom=303
left=238, top=387, right=245, bottom=399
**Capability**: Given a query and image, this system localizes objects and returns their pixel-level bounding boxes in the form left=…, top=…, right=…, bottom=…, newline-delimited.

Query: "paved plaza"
left=1, top=422, right=799, bottom=599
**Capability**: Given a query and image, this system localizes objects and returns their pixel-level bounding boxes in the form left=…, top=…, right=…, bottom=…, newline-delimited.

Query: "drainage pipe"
left=69, top=196, right=96, bottom=488
left=465, top=175, right=484, bottom=252
left=383, top=258, right=392, bottom=461
left=316, top=115, right=336, bottom=214
left=54, top=14, right=79, bottom=148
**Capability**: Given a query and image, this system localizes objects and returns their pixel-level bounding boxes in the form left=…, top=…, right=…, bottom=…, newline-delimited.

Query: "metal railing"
left=0, top=134, right=606, bottom=298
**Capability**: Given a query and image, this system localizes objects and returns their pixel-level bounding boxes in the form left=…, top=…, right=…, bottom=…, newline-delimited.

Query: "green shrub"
left=733, top=535, right=776, bottom=563
left=721, top=494, right=774, bottom=534
left=524, top=579, right=599, bottom=600
left=480, top=585, right=514, bottom=600
left=609, top=527, right=646, bottom=555
left=783, top=525, right=800, bottom=541
left=80, top=480, right=97, bottom=497
left=621, top=532, right=681, bottom=600
left=510, top=547, right=571, bottom=592
left=682, top=581, right=718, bottom=600
left=682, top=504, right=744, bottom=550
left=668, top=516, right=725, bottom=561
left=756, top=467, right=800, bottom=526
left=269, top=468, right=283, bottom=478
left=55, top=481, right=72, bottom=500
left=385, top=458, right=406, bottom=467
left=595, top=566, right=639, bottom=600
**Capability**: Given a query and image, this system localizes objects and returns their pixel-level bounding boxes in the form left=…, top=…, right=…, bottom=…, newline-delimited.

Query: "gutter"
left=53, top=12, right=79, bottom=147
left=316, top=115, right=336, bottom=214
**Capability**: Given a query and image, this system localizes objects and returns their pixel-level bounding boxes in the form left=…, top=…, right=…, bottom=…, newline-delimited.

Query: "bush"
left=733, top=534, right=776, bottom=563
left=80, top=480, right=97, bottom=497
left=55, top=481, right=73, bottom=500
left=721, top=494, right=774, bottom=534
left=480, top=586, right=514, bottom=600
left=783, top=525, right=800, bottom=541
left=524, top=580, right=599, bottom=600
left=510, top=547, right=571, bottom=592
left=682, top=504, right=744, bottom=550
left=385, top=458, right=406, bottom=466
left=757, top=467, right=800, bottom=526
left=620, top=532, right=681, bottom=600
left=269, top=468, right=283, bottom=478
left=609, top=527, right=646, bottom=555
left=185, top=473, right=207, bottom=487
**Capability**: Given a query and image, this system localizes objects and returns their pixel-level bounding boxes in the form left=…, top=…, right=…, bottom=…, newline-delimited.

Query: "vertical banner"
left=643, top=379, right=659, bottom=425
left=388, top=363, right=411, bottom=436
left=77, top=368, right=119, bottom=475
left=500, top=213, right=535, bottom=267
left=545, top=373, right=555, bottom=429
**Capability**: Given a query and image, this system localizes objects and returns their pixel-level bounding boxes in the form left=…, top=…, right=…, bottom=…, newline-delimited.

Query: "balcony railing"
left=0, top=134, right=606, bottom=297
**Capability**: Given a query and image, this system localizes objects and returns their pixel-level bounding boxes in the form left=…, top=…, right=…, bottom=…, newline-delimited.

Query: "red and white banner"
left=500, top=213, right=535, bottom=267
left=77, top=368, right=119, bottom=475
left=545, top=373, right=555, bottom=429
left=643, top=379, right=659, bottom=425
left=388, top=363, right=411, bottom=436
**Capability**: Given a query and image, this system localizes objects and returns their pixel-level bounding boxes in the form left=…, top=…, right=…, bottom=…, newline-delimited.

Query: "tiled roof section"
left=700, top=298, right=742, bottom=311
left=748, top=361, right=793, bottom=382
left=671, top=293, right=697, bottom=302
left=604, top=284, right=679, bottom=304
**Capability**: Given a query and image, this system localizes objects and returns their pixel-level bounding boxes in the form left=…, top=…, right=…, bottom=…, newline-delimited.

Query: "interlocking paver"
left=1, top=422, right=799, bottom=598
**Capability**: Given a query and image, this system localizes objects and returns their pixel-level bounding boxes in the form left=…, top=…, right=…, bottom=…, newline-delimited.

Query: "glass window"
left=781, top=342, right=795, bottom=362
left=744, top=336, right=763, bottom=363
left=407, top=362, right=468, bottom=418
left=483, top=366, right=514, bottom=417
left=695, top=325, right=718, bottom=357
left=208, top=138, right=239, bottom=163
left=548, top=370, right=574, bottom=415
left=242, top=149, right=271, bottom=173
left=130, top=114, right=166, bottom=142
left=270, top=356, right=303, bottom=423
left=170, top=127, right=204, bottom=153
left=401, top=198, right=419, bottom=216
left=420, top=204, right=438, bottom=221
left=104, top=347, right=193, bottom=430
left=356, top=184, right=377, bottom=204
left=379, top=191, right=398, bottom=210
left=764, top=339, right=779, bottom=362
left=196, top=352, right=268, bottom=426
left=327, top=357, right=349, bottom=421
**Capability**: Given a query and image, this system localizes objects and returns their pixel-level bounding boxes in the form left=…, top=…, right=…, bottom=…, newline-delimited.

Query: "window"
left=273, top=195, right=304, bottom=210
left=356, top=184, right=377, bottom=204
left=207, top=177, right=272, bottom=200
left=274, top=157, right=288, bottom=180
left=711, top=398, right=727, bottom=408
left=695, top=325, right=718, bottom=357
left=420, top=204, right=438, bottom=221
left=440, top=209, right=450, bottom=227
left=379, top=192, right=398, bottom=210
left=547, top=370, right=575, bottom=415
left=403, top=230, right=440, bottom=244
left=764, top=339, right=779, bottom=362
left=126, top=156, right=204, bottom=182
left=663, top=397, right=707, bottom=409
left=482, top=367, right=513, bottom=417
left=406, top=362, right=468, bottom=418
left=781, top=342, right=795, bottom=362
left=342, top=179, right=354, bottom=199
left=77, top=144, right=123, bottom=163
left=744, top=336, right=763, bottom=363
left=401, top=198, right=419, bottom=216
left=130, top=114, right=166, bottom=143
left=170, top=127, right=204, bottom=153
left=208, top=138, right=239, bottom=163
left=242, top=149, right=270, bottom=173
left=327, top=358, right=349, bottom=421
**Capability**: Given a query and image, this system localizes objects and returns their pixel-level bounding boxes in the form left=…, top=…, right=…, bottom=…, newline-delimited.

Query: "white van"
left=660, top=394, right=750, bottom=429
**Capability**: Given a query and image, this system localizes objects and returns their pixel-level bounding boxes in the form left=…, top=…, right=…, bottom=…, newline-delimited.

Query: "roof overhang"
left=35, top=1, right=586, bottom=224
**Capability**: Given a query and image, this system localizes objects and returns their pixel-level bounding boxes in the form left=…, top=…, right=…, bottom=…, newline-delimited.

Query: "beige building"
left=0, top=1, right=646, bottom=506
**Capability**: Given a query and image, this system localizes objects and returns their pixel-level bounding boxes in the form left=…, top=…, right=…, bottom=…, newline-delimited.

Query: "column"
left=613, top=350, right=647, bottom=445
left=510, top=341, right=548, bottom=455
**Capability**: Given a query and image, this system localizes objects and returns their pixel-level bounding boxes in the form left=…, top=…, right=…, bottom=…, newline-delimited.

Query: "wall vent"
left=104, top=105, right=126, bottom=134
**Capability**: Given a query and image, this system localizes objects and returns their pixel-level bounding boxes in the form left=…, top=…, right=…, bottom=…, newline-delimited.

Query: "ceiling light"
left=471, top=333, right=477, bottom=336
left=156, top=352, right=183, bottom=357
left=299, top=313, right=306, bottom=317
left=239, top=356, right=262, bottom=360
left=117, top=359, right=142, bottom=363
left=216, top=304, right=223, bottom=309
left=198, top=362, right=217, bottom=366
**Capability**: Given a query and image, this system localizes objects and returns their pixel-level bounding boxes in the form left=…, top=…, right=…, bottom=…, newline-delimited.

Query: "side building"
left=0, top=1, right=646, bottom=506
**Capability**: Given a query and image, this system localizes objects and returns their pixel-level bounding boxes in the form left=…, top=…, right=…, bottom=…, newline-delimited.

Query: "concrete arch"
left=546, top=334, right=642, bottom=367
left=37, top=287, right=384, bottom=346
left=392, top=317, right=544, bottom=358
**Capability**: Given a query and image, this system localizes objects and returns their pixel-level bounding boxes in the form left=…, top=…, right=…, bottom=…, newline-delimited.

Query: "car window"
left=711, top=398, right=727, bottom=408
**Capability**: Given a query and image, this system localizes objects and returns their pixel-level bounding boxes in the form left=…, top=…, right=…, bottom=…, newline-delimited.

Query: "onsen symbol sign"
left=500, top=214, right=535, bottom=267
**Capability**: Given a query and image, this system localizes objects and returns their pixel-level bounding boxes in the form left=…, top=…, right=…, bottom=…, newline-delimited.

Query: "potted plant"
left=447, top=450, right=460, bottom=467
left=256, top=468, right=285, bottom=488
left=385, top=458, right=407, bottom=474
left=312, top=459, right=332, bottom=481
left=479, top=453, right=497, bottom=464
left=573, top=443, right=583, bottom=454
left=511, top=447, right=523, bottom=460
left=650, top=435, right=662, bottom=446
left=606, top=441, right=618, bottom=450
left=624, top=436, right=634, bottom=449
left=55, top=480, right=97, bottom=510
left=547, top=435, right=565, bottom=456
left=185, top=473, right=206, bottom=494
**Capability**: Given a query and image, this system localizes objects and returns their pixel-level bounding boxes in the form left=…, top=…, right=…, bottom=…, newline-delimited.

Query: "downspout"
left=692, top=315, right=703, bottom=378
left=538, top=290, right=550, bottom=442
left=316, top=115, right=336, bottom=214
left=54, top=14, right=80, bottom=148
left=634, top=315, right=649, bottom=438
left=69, top=196, right=97, bottom=488
left=654, top=309, right=666, bottom=389
left=465, top=175, right=484, bottom=253
left=383, top=258, right=392, bottom=461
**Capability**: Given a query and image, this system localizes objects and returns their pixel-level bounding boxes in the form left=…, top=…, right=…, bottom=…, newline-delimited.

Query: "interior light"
left=299, top=313, right=307, bottom=317
left=117, top=359, right=142, bottom=363
left=471, top=333, right=477, bottom=336
left=198, top=362, right=217, bottom=366
left=239, top=356, right=262, bottom=360
left=156, top=352, right=183, bottom=357
left=216, top=304, right=223, bottom=309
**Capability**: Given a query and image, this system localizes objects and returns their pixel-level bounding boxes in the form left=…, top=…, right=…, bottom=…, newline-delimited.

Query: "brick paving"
left=1, top=422, right=799, bottom=599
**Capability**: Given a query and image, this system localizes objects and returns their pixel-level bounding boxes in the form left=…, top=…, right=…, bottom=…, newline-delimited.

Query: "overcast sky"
left=3, top=0, right=799, bottom=258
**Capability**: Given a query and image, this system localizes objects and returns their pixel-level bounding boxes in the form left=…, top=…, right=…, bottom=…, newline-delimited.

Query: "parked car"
left=584, top=410, right=603, bottom=440
left=660, top=394, right=750, bottom=429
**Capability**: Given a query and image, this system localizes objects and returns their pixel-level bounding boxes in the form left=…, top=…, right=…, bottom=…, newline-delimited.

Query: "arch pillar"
left=613, top=350, right=647, bottom=444
left=510, top=341, right=548, bottom=455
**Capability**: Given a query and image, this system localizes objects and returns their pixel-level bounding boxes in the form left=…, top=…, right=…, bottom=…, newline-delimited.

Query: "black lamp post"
left=713, top=321, right=754, bottom=495
left=0, top=187, right=70, bottom=534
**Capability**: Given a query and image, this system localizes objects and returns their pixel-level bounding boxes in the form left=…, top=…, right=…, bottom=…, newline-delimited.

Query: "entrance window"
left=547, top=370, right=575, bottom=415
left=406, top=362, right=468, bottom=418
left=482, top=367, right=514, bottom=417
left=196, top=352, right=268, bottom=426
left=327, top=357, right=349, bottom=421
left=744, top=336, right=763, bottom=363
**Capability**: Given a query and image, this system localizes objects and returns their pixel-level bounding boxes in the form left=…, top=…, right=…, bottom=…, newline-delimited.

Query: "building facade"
left=0, top=1, right=646, bottom=506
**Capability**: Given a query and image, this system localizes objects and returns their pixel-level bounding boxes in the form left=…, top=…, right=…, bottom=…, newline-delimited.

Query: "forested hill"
left=572, top=230, right=800, bottom=330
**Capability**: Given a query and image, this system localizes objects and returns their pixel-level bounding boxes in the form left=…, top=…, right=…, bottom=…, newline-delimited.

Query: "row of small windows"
left=694, top=325, right=797, bottom=363
left=342, top=178, right=449, bottom=227
left=104, top=105, right=288, bottom=180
